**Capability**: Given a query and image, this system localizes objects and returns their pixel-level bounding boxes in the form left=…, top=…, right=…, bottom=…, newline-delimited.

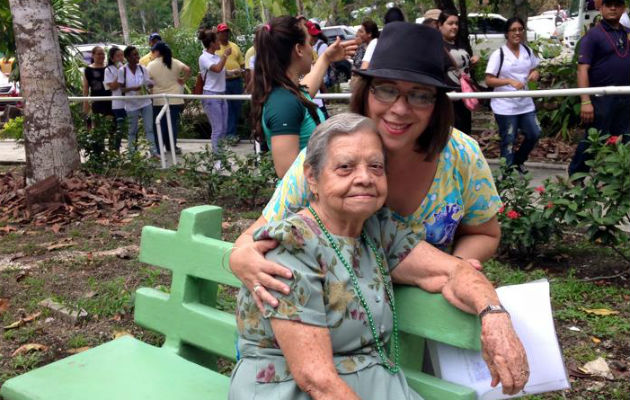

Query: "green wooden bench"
left=1, top=205, right=481, bottom=400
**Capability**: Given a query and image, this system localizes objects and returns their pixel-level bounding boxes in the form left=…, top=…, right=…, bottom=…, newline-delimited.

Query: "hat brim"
left=353, top=67, right=458, bottom=91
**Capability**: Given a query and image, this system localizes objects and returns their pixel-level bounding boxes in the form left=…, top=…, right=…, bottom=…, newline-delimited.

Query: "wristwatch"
left=478, top=304, right=509, bottom=319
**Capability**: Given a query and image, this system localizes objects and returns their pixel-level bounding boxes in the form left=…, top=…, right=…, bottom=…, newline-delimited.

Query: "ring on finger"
left=253, top=284, right=262, bottom=294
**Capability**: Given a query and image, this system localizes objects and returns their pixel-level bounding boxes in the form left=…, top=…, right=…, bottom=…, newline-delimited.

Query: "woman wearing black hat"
left=230, top=22, right=528, bottom=398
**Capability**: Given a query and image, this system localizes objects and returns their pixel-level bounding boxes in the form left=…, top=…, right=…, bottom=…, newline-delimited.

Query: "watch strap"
left=479, top=304, right=509, bottom=319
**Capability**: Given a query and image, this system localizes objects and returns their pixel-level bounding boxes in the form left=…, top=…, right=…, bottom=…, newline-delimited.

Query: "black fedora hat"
left=354, top=22, right=457, bottom=90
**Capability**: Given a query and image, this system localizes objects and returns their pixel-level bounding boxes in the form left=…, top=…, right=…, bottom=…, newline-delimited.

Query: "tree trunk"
left=457, top=0, right=472, bottom=55
left=221, top=0, right=232, bottom=22
left=511, top=0, right=530, bottom=26
left=172, top=0, right=180, bottom=28
left=435, top=0, right=456, bottom=9
left=295, top=0, right=304, bottom=16
left=116, top=0, right=130, bottom=44
left=8, top=0, right=80, bottom=184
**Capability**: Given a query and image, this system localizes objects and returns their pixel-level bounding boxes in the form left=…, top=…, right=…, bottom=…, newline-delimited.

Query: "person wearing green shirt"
left=250, top=16, right=354, bottom=178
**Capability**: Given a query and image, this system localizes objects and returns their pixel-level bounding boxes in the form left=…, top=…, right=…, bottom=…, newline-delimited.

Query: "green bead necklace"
left=307, top=205, right=400, bottom=374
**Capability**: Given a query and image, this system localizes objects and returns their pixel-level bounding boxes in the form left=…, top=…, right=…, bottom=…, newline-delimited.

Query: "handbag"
left=460, top=73, right=481, bottom=112
left=193, top=71, right=205, bottom=95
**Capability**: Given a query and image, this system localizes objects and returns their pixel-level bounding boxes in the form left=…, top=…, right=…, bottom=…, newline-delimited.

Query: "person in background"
left=251, top=16, right=354, bottom=179
left=361, top=6, right=405, bottom=69
left=621, top=8, right=630, bottom=28
left=353, top=19, right=379, bottom=69
left=244, top=44, right=256, bottom=91
left=199, top=30, right=231, bottom=160
left=82, top=46, right=112, bottom=129
left=422, top=8, right=442, bottom=29
left=140, top=33, right=161, bottom=67
left=569, top=0, right=630, bottom=175
left=309, top=22, right=331, bottom=118
left=118, top=46, right=158, bottom=157
left=485, top=17, right=541, bottom=174
left=147, top=42, right=191, bottom=156
left=216, top=23, right=245, bottom=144
left=103, top=46, right=126, bottom=151
left=439, top=9, right=479, bottom=135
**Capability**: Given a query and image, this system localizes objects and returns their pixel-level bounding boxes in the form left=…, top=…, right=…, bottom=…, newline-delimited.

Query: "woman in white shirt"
left=198, top=30, right=231, bottom=155
left=103, top=46, right=125, bottom=151
left=118, top=45, right=158, bottom=157
left=485, top=17, right=541, bottom=174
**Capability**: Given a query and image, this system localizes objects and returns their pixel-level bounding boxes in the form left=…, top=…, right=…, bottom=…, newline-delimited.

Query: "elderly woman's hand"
left=324, top=37, right=358, bottom=64
left=229, top=239, right=293, bottom=312
left=480, top=313, right=529, bottom=395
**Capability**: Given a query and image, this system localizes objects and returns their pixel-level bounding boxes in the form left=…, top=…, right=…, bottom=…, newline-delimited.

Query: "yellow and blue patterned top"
left=262, top=129, right=502, bottom=250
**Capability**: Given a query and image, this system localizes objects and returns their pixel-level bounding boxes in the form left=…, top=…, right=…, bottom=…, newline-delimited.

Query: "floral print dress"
left=229, top=209, right=423, bottom=399
left=261, top=129, right=502, bottom=251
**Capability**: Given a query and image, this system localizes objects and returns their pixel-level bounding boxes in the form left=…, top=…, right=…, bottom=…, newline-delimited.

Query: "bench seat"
left=1, top=336, right=229, bottom=400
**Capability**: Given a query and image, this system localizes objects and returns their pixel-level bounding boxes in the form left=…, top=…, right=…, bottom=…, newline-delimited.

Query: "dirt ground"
left=1, top=165, right=628, bottom=399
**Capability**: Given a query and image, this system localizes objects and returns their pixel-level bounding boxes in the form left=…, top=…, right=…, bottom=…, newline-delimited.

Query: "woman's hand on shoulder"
left=229, top=239, right=293, bottom=312
left=324, top=37, right=358, bottom=63
left=480, top=313, right=529, bottom=395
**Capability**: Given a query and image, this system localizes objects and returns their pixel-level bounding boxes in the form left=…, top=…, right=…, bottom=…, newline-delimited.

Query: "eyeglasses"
left=369, top=84, right=436, bottom=108
left=509, top=27, right=525, bottom=33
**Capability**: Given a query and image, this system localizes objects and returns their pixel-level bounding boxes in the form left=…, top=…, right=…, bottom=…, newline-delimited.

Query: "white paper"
left=428, top=279, right=570, bottom=399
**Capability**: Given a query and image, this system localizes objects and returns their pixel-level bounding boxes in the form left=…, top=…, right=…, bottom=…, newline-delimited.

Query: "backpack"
left=122, top=65, right=145, bottom=95
left=495, top=45, right=532, bottom=78
left=193, top=69, right=208, bottom=95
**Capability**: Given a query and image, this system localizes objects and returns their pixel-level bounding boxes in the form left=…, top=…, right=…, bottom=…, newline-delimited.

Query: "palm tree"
left=172, top=0, right=180, bottom=27
left=117, top=0, right=130, bottom=44
left=8, top=0, right=80, bottom=183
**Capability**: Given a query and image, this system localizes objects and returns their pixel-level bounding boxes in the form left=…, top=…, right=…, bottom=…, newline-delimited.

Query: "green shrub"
left=0, top=115, right=23, bottom=140
left=497, top=131, right=630, bottom=262
left=180, top=146, right=277, bottom=207
left=72, top=108, right=156, bottom=184
left=496, top=162, right=564, bottom=256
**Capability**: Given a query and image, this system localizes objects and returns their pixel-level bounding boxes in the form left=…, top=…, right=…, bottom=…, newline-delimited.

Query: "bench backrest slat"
left=136, top=205, right=481, bottom=375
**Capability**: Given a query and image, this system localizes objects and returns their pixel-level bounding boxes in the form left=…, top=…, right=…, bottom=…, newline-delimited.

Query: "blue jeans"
left=225, top=77, right=243, bottom=138
left=152, top=104, right=183, bottom=153
left=569, top=95, right=630, bottom=175
left=494, top=111, right=541, bottom=167
left=111, top=108, right=126, bottom=151
left=127, top=104, right=157, bottom=156
left=202, top=90, right=228, bottom=153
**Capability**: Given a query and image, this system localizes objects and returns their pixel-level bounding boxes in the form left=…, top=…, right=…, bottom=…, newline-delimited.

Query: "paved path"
left=0, top=139, right=568, bottom=187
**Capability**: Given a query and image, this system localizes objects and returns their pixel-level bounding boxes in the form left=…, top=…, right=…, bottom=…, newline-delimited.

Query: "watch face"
left=489, top=305, right=502, bottom=311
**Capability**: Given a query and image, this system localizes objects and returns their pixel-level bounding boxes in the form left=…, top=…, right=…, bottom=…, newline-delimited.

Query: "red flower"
left=546, top=202, right=553, bottom=209
left=535, top=186, right=545, bottom=193
left=606, top=136, right=620, bottom=145
left=498, top=205, right=505, bottom=214
left=506, top=210, right=520, bottom=219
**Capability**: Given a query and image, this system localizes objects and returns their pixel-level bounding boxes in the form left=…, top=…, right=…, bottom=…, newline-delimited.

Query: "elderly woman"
left=230, top=23, right=528, bottom=395
left=230, top=113, right=528, bottom=399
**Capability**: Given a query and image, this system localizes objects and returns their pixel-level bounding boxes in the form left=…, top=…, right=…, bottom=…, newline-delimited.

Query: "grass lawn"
left=0, top=164, right=628, bottom=399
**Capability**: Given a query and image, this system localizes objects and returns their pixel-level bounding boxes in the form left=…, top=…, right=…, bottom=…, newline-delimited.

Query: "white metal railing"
left=3, top=86, right=630, bottom=167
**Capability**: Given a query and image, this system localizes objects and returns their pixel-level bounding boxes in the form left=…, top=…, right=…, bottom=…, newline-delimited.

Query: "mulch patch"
left=471, top=131, right=577, bottom=164
left=0, top=170, right=163, bottom=233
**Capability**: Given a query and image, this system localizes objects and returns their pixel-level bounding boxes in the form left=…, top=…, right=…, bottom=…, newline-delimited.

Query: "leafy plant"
left=180, top=146, right=277, bottom=207
left=0, top=116, right=23, bottom=140
left=72, top=109, right=157, bottom=184
left=496, top=162, right=564, bottom=256
left=560, top=130, right=630, bottom=262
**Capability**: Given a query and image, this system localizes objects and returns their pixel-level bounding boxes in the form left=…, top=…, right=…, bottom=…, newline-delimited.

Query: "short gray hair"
left=305, top=112, right=381, bottom=179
